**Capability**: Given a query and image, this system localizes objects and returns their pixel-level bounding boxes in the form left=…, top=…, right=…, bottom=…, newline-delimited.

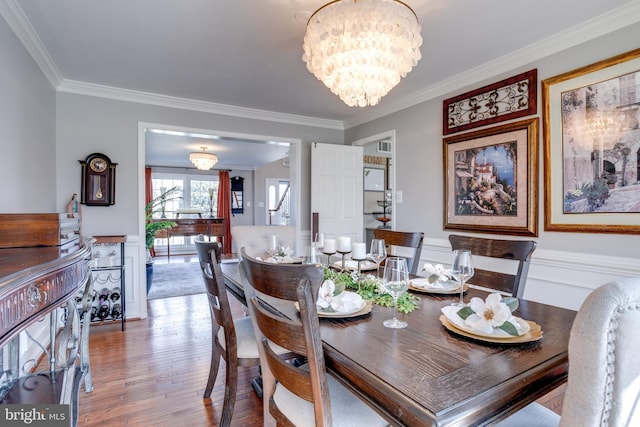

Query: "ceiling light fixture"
left=189, top=147, right=218, bottom=170
left=302, top=0, right=422, bottom=107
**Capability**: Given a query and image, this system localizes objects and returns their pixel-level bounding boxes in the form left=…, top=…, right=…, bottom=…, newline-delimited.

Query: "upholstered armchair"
left=231, top=225, right=295, bottom=257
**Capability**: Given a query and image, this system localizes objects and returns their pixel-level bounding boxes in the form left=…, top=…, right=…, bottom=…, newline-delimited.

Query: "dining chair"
left=496, top=277, right=640, bottom=427
left=195, top=240, right=294, bottom=426
left=240, top=248, right=388, bottom=427
left=372, top=229, right=424, bottom=275
left=448, top=234, right=536, bottom=298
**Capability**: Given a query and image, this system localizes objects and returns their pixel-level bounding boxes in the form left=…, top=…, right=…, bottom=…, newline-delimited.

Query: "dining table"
left=220, top=259, right=576, bottom=427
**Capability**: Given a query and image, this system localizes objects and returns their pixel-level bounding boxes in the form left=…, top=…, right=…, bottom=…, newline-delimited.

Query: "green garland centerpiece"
left=323, top=267, right=419, bottom=314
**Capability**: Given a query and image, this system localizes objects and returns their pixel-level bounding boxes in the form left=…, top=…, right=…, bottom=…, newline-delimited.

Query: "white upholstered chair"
left=497, top=277, right=640, bottom=427
left=231, top=225, right=296, bottom=257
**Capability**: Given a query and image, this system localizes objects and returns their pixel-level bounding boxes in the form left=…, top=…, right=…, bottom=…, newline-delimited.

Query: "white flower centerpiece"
left=455, top=293, right=522, bottom=336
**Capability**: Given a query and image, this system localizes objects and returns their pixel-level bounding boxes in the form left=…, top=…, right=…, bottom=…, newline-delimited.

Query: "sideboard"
left=152, top=217, right=225, bottom=257
left=0, top=238, right=93, bottom=426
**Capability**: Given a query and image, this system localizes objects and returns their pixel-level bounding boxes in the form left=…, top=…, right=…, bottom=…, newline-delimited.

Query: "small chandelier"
left=189, top=147, right=218, bottom=170
left=302, top=0, right=422, bottom=107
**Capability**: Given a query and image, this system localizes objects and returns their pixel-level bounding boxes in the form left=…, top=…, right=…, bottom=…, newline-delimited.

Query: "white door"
left=311, top=143, right=364, bottom=243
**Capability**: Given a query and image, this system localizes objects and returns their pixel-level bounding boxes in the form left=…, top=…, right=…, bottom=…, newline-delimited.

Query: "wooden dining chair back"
left=497, top=277, right=640, bottom=427
left=372, top=229, right=424, bottom=275
left=195, top=239, right=260, bottom=426
left=448, top=234, right=536, bottom=298
left=240, top=248, right=387, bottom=427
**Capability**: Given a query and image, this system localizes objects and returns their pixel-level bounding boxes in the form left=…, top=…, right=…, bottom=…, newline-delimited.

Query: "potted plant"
left=145, top=187, right=180, bottom=292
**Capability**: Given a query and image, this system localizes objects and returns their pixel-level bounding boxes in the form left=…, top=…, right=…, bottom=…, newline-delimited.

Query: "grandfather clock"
left=79, top=153, right=117, bottom=206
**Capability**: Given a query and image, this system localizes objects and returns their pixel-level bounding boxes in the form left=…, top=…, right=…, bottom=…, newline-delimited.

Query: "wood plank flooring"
left=77, top=291, right=263, bottom=427
left=76, top=256, right=564, bottom=426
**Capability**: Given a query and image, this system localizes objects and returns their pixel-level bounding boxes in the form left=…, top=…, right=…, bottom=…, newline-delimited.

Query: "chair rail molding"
left=419, top=238, right=640, bottom=311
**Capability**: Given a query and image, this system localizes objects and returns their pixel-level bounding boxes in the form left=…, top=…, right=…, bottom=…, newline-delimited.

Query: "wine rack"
left=83, top=236, right=126, bottom=331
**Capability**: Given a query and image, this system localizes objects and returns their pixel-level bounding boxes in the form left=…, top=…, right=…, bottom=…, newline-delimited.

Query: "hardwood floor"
left=77, top=290, right=263, bottom=426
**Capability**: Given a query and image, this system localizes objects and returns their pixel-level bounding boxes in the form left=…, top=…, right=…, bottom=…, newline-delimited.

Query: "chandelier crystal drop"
left=189, top=147, right=218, bottom=170
left=302, top=0, right=422, bottom=107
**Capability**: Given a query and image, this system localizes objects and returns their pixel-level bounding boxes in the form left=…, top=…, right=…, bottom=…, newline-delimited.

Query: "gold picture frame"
left=444, top=118, right=538, bottom=236
left=543, top=48, right=640, bottom=234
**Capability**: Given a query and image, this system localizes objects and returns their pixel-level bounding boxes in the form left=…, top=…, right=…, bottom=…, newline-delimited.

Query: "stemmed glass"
left=450, top=250, right=474, bottom=307
left=382, top=257, right=409, bottom=329
left=369, top=238, right=387, bottom=276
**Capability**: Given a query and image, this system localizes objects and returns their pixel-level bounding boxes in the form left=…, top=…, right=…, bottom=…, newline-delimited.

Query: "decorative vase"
left=146, top=262, right=154, bottom=294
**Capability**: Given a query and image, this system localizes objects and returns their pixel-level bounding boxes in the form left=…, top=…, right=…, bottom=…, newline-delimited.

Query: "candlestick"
left=337, top=250, right=352, bottom=272
left=337, top=236, right=351, bottom=252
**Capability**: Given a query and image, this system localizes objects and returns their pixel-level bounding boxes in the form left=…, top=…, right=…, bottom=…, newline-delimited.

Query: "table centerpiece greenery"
left=323, top=267, right=419, bottom=314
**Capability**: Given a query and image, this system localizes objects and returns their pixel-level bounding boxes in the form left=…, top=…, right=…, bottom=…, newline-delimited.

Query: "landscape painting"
left=444, top=118, right=538, bottom=236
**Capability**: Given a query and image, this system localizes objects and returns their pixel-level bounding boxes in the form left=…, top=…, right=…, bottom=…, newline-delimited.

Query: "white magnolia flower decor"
left=457, top=293, right=520, bottom=336
left=422, top=263, right=452, bottom=284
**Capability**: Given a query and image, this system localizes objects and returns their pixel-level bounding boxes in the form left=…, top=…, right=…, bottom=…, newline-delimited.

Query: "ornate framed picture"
left=443, top=69, right=537, bottom=135
left=542, top=48, right=640, bottom=234
left=444, top=118, right=538, bottom=236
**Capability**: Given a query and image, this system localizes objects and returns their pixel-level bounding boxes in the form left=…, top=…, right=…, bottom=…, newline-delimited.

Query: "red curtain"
left=145, top=167, right=155, bottom=257
left=217, top=170, right=232, bottom=254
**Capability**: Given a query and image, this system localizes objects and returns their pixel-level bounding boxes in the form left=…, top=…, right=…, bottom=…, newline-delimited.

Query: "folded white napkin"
left=317, top=280, right=364, bottom=313
left=317, top=280, right=336, bottom=310
left=329, top=291, right=364, bottom=313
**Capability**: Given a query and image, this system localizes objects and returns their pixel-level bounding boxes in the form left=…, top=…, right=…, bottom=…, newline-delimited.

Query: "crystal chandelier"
left=189, top=147, right=218, bottom=170
left=302, top=0, right=422, bottom=107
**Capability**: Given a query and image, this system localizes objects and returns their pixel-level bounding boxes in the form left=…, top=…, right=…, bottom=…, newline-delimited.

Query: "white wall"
left=0, top=16, right=56, bottom=212
left=345, top=23, right=640, bottom=309
left=55, top=93, right=344, bottom=318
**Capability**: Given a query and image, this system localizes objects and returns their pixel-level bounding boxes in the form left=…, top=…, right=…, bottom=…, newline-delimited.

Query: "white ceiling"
left=3, top=0, right=638, bottom=169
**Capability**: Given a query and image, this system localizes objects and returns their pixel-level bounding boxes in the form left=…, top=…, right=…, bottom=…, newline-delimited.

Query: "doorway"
left=352, top=130, right=396, bottom=248
left=138, top=122, right=303, bottom=310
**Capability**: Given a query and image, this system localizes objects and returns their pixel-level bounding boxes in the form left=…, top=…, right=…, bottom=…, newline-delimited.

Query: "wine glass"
left=303, top=245, right=322, bottom=265
left=450, top=250, right=474, bottom=307
left=382, top=257, right=409, bottom=329
left=369, top=238, right=387, bottom=276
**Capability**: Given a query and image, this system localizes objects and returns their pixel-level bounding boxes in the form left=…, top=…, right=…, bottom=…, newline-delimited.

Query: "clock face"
left=89, top=157, right=107, bottom=173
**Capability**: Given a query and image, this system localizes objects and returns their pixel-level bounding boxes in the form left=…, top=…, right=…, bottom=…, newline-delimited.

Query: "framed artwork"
left=364, top=167, right=385, bottom=191
left=444, top=118, right=538, bottom=236
left=543, top=48, right=640, bottom=234
left=443, top=69, right=537, bottom=135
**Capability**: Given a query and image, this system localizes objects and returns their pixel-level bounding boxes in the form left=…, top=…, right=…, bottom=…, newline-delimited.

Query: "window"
left=266, top=178, right=290, bottom=225
left=152, top=172, right=218, bottom=253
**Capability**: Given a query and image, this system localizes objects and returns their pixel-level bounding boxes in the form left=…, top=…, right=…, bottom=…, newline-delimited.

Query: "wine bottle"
left=111, top=302, right=122, bottom=319
left=97, top=300, right=111, bottom=320
left=110, top=286, right=121, bottom=301
left=99, top=288, right=111, bottom=303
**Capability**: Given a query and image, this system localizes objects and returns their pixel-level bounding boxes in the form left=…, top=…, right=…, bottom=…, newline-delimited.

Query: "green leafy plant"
left=323, top=268, right=419, bottom=314
left=145, top=187, right=180, bottom=250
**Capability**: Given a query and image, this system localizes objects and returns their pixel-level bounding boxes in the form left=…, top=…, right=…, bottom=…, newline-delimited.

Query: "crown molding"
left=57, top=80, right=345, bottom=130
left=343, top=1, right=640, bottom=129
left=0, top=0, right=62, bottom=87
left=3, top=0, right=639, bottom=131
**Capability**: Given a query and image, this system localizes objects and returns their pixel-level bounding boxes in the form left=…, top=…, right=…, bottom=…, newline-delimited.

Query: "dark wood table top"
left=220, top=261, right=576, bottom=426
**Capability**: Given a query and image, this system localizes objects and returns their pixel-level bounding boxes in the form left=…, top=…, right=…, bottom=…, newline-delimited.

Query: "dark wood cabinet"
left=152, top=218, right=225, bottom=257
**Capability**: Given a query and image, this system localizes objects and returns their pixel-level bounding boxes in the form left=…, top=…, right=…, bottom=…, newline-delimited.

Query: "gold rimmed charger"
left=439, top=315, right=543, bottom=344
left=296, top=300, right=373, bottom=318
left=409, top=280, right=469, bottom=295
